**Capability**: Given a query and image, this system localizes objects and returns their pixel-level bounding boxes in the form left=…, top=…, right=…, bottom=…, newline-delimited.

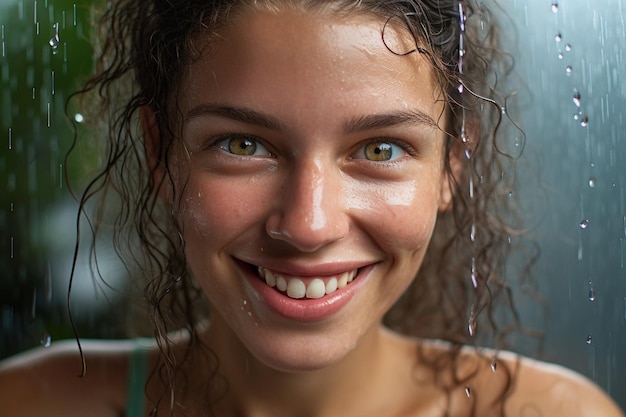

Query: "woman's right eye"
left=214, top=135, right=272, bottom=157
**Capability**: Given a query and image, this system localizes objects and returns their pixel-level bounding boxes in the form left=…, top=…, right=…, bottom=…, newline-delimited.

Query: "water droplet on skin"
left=566, top=65, right=573, bottom=75
left=588, top=177, right=596, bottom=188
left=579, top=219, right=589, bottom=229
left=586, top=335, right=593, bottom=344
left=41, top=331, right=51, bottom=347
left=588, top=281, right=596, bottom=301
left=573, top=91, right=581, bottom=107
left=490, top=358, right=497, bottom=372
left=555, top=32, right=562, bottom=42
left=551, top=2, right=559, bottom=13
left=465, top=386, right=471, bottom=397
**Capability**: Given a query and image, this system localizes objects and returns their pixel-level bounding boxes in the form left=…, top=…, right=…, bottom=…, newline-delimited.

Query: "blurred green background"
left=0, top=0, right=624, bottom=411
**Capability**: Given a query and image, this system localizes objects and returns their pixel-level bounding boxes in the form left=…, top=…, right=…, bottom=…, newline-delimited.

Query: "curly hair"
left=68, top=0, right=531, bottom=415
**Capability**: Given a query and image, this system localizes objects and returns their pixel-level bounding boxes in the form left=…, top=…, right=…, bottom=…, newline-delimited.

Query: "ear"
left=140, top=106, right=170, bottom=200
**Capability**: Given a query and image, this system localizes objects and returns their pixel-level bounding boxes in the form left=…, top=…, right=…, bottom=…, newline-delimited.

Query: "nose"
left=265, top=158, right=349, bottom=252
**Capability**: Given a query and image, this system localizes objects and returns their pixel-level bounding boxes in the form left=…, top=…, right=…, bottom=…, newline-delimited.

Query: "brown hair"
left=69, top=0, right=531, bottom=415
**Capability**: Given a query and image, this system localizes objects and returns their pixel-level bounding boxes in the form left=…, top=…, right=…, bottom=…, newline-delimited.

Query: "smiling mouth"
left=256, top=266, right=358, bottom=300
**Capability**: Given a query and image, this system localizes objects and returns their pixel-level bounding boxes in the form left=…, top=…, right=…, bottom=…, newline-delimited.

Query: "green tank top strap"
left=126, top=338, right=152, bottom=417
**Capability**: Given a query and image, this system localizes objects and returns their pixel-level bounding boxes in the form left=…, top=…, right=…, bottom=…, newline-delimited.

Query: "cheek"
left=177, top=174, right=270, bottom=245
left=347, top=179, right=440, bottom=250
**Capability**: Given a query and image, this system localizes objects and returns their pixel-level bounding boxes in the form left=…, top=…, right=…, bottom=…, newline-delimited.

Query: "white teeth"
left=306, top=279, right=326, bottom=299
left=287, top=279, right=306, bottom=299
left=337, top=272, right=348, bottom=289
left=325, top=278, right=337, bottom=295
left=276, top=276, right=287, bottom=292
left=257, top=267, right=359, bottom=299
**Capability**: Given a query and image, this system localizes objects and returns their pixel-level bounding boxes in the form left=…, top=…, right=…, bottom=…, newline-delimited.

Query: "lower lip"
left=242, top=263, right=372, bottom=322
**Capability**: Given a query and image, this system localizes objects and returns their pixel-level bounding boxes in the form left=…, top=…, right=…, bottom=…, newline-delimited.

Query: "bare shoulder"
left=500, top=352, right=624, bottom=417
left=0, top=339, right=144, bottom=417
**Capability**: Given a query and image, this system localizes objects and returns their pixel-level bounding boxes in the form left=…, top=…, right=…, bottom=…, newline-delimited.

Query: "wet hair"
left=69, top=0, right=531, bottom=415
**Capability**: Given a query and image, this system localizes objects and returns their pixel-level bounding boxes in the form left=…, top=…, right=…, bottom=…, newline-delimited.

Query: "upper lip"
left=235, top=257, right=376, bottom=277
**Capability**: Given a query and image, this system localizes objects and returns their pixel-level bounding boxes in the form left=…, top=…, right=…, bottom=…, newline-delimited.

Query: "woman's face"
left=172, top=7, right=451, bottom=371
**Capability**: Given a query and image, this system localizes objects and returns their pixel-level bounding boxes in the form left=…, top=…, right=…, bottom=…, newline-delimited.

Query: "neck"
left=197, top=317, right=391, bottom=417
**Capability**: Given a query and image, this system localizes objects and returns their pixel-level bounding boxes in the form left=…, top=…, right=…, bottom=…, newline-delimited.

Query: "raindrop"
left=74, top=113, right=84, bottom=123
left=465, top=386, right=471, bottom=397
left=565, top=44, right=572, bottom=52
left=506, top=190, right=513, bottom=200
left=490, top=358, right=497, bottom=372
left=580, top=115, right=589, bottom=127
left=558, top=52, right=564, bottom=60
left=586, top=335, right=593, bottom=345
left=555, top=32, right=562, bottom=42
left=470, top=272, right=478, bottom=289
left=551, top=2, right=559, bottom=13
left=588, top=281, right=596, bottom=301
left=41, top=331, right=52, bottom=348
left=579, top=219, right=589, bottom=229
left=573, top=91, right=581, bottom=107
left=468, top=305, right=476, bottom=337
left=566, top=65, right=573, bottom=75
left=7, top=128, right=12, bottom=150
left=458, top=83, right=465, bottom=94
left=588, top=177, right=596, bottom=188
left=48, top=22, right=60, bottom=53
left=470, top=223, right=476, bottom=242
left=464, top=148, right=472, bottom=160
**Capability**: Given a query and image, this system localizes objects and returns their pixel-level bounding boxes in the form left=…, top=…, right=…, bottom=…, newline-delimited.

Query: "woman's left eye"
left=351, top=140, right=407, bottom=162
left=215, top=135, right=272, bottom=157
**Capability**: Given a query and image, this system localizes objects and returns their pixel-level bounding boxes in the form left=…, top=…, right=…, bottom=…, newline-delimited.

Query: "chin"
left=244, top=331, right=359, bottom=373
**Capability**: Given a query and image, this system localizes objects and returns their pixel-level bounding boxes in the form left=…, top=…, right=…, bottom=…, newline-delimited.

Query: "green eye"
left=353, top=141, right=405, bottom=162
left=216, top=135, right=271, bottom=157
left=228, top=137, right=257, bottom=155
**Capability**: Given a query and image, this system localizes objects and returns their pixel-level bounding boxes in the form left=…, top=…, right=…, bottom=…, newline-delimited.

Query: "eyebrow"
left=184, top=103, right=438, bottom=133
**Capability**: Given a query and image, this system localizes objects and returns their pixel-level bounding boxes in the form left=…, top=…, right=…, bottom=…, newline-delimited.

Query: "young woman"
left=0, top=0, right=623, bottom=416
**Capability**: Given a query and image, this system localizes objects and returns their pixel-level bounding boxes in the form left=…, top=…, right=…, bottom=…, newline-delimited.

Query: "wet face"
left=172, top=7, right=451, bottom=371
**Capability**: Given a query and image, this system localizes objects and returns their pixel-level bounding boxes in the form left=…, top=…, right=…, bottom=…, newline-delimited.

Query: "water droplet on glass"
left=464, top=148, right=472, bottom=160
left=579, top=219, right=589, bottom=229
left=551, top=2, right=559, bottom=13
left=573, top=91, right=581, bottom=107
left=490, top=358, right=497, bottom=372
left=458, top=83, right=464, bottom=94
left=586, top=335, right=593, bottom=344
left=566, top=65, right=573, bottom=75
left=470, top=223, right=476, bottom=242
left=588, top=177, right=596, bottom=188
left=41, top=331, right=51, bottom=347
left=565, top=44, right=572, bottom=52
left=74, top=113, right=84, bottom=123
left=555, top=32, right=562, bottom=42
left=506, top=190, right=513, bottom=200
left=465, top=386, right=471, bottom=397
left=558, top=52, right=564, bottom=60
left=588, top=281, right=596, bottom=301
left=580, top=115, right=589, bottom=127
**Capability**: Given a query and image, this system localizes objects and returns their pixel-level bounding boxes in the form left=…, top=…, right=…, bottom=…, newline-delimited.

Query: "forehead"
left=179, top=7, right=445, bottom=129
